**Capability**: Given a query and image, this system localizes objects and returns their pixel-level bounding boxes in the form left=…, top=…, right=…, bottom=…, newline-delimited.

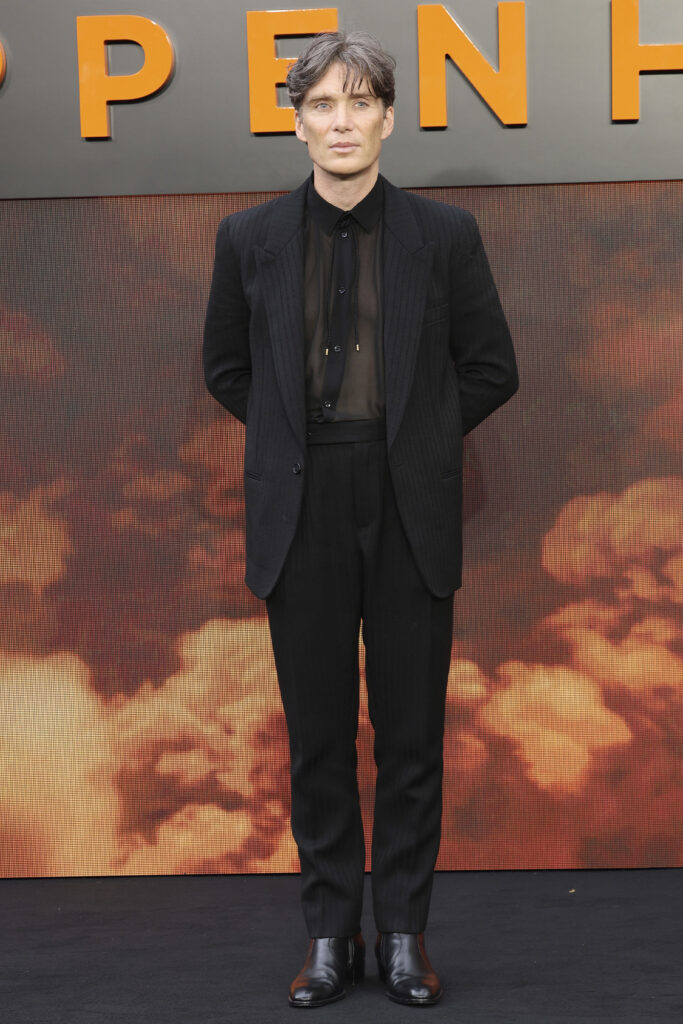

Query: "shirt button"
left=341, top=231, right=348, bottom=238
left=333, top=345, right=341, bottom=353
left=323, top=400, right=331, bottom=408
left=338, top=286, right=346, bottom=294
left=292, top=462, right=302, bottom=474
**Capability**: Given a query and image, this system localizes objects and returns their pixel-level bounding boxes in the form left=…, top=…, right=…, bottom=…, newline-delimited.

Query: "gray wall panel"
left=0, top=0, right=682, bottom=198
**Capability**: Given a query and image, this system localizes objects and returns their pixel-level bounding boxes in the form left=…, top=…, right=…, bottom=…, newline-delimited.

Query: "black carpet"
left=2, top=869, right=681, bottom=1023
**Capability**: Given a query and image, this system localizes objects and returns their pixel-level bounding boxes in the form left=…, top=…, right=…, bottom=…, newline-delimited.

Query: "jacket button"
left=292, top=462, right=302, bottom=474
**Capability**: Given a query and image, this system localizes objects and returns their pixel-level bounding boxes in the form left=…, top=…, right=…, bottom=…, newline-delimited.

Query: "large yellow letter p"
left=77, top=15, right=175, bottom=138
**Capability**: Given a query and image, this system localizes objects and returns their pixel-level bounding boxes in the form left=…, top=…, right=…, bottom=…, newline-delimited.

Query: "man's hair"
left=286, top=31, right=396, bottom=112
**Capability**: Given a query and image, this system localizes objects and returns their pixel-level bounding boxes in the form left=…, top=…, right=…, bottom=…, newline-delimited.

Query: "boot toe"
left=290, top=982, right=344, bottom=1006
left=404, top=982, right=433, bottom=1000
left=290, top=968, right=346, bottom=1005
left=389, top=978, right=442, bottom=1004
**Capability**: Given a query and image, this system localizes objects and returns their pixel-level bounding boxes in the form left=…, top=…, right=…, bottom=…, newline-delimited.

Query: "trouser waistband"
left=305, top=418, right=386, bottom=445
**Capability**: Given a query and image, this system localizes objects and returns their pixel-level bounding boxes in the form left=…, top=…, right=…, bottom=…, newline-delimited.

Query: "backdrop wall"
left=1, top=180, right=682, bottom=877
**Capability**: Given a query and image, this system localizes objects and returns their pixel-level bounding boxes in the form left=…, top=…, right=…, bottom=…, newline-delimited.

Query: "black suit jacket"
left=203, top=174, right=518, bottom=599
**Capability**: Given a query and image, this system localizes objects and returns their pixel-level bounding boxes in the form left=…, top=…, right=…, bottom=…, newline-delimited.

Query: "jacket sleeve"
left=449, top=213, right=519, bottom=436
left=203, top=215, right=251, bottom=425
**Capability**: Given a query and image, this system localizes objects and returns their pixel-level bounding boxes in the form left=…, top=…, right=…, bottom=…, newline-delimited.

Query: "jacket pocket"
left=423, top=302, right=449, bottom=326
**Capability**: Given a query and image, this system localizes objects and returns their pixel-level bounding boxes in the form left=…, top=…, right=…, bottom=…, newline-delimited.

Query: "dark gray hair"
left=286, top=31, right=396, bottom=111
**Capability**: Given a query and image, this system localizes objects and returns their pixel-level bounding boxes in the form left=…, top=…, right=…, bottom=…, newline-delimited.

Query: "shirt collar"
left=306, top=173, right=384, bottom=234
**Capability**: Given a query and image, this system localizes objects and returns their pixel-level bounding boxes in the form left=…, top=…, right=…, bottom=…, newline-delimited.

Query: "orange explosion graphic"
left=0, top=181, right=681, bottom=876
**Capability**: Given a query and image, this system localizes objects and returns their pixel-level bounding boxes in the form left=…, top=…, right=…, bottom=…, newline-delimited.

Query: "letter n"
left=418, top=2, right=527, bottom=127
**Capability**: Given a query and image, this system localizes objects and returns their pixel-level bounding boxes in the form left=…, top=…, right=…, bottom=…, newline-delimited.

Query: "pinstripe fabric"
left=265, top=440, right=454, bottom=936
left=203, top=173, right=518, bottom=600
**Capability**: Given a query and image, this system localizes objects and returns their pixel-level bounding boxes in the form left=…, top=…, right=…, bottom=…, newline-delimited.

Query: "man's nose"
left=331, top=103, right=354, bottom=130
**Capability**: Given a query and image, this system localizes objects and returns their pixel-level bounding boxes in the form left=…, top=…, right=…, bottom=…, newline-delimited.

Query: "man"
left=203, top=31, right=518, bottom=1008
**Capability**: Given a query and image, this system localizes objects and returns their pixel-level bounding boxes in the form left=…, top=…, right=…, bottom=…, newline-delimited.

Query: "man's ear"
left=294, top=110, right=308, bottom=144
left=381, top=105, right=395, bottom=141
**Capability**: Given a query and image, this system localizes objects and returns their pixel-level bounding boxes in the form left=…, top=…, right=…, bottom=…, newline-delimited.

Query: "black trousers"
left=266, top=438, right=454, bottom=937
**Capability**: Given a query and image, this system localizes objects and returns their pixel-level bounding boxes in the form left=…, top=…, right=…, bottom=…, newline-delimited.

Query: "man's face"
left=294, top=62, right=394, bottom=181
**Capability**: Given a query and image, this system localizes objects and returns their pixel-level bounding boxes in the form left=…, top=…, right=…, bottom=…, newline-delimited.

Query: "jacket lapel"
left=254, top=179, right=309, bottom=447
left=381, top=176, right=434, bottom=450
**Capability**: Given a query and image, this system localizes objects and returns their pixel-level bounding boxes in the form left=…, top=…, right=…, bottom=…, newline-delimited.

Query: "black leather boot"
left=375, top=931, right=442, bottom=1005
left=289, top=933, right=365, bottom=1007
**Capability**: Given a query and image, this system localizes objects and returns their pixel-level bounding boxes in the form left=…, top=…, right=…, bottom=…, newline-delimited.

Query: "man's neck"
left=311, top=164, right=380, bottom=211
